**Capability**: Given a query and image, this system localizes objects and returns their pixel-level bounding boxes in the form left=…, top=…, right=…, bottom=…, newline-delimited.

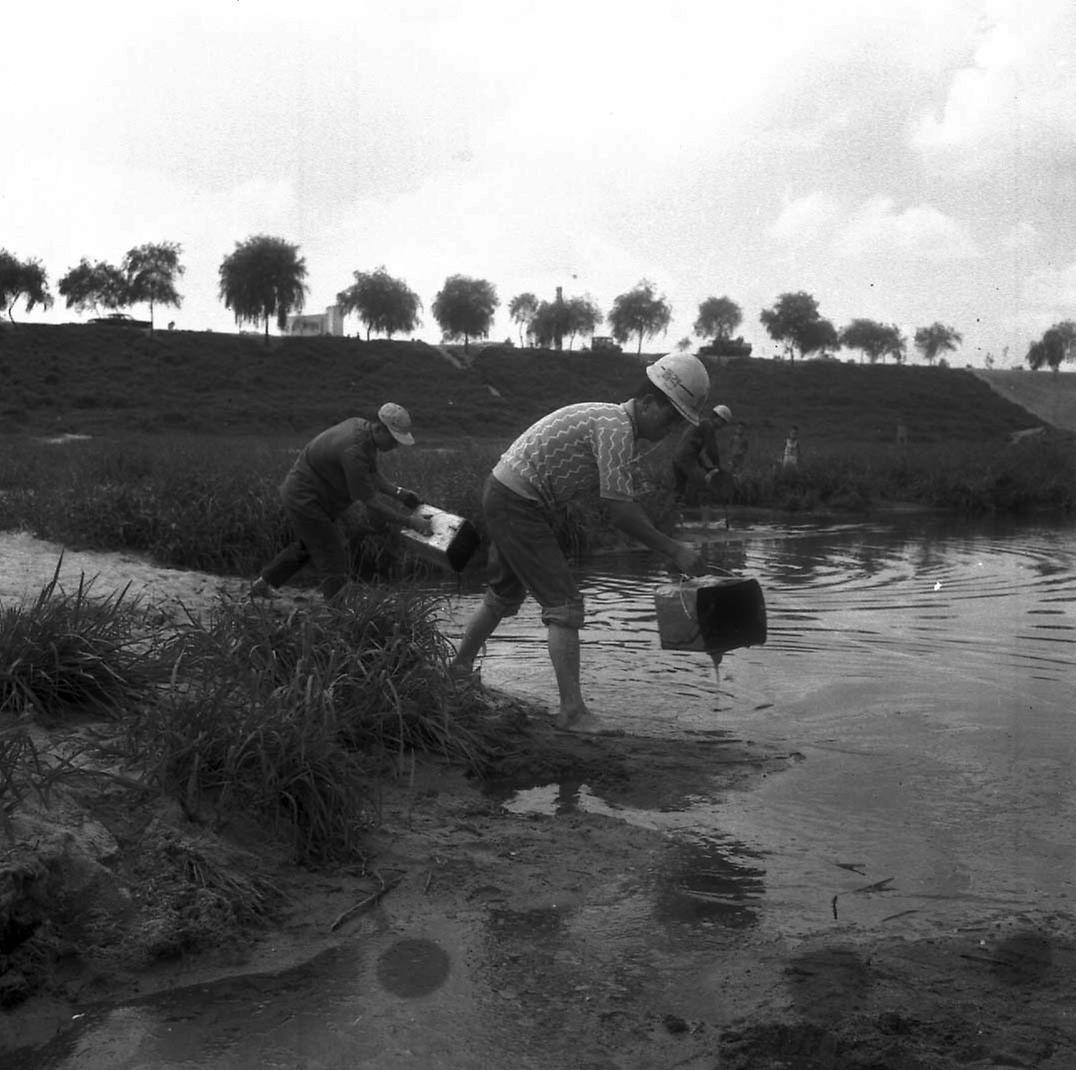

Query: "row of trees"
left=0, top=244, right=186, bottom=330
left=4, top=236, right=1073, bottom=370
left=755, top=291, right=965, bottom=366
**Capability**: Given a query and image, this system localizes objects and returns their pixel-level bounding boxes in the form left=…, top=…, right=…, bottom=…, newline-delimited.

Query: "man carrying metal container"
left=251, top=402, right=432, bottom=600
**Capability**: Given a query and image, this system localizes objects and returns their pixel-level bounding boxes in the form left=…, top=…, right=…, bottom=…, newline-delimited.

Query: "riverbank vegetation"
left=1, top=427, right=1073, bottom=590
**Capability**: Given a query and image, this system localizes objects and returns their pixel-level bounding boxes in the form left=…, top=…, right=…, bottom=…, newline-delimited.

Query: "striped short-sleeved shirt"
left=492, top=401, right=639, bottom=510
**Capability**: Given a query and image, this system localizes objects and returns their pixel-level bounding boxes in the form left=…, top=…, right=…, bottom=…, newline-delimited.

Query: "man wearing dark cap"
left=252, top=403, right=432, bottom=599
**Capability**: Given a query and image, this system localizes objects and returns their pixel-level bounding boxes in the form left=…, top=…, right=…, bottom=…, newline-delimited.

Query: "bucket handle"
left=672, top=576, right=704, bottom=647
left=670, top=565, right=739, bottom=648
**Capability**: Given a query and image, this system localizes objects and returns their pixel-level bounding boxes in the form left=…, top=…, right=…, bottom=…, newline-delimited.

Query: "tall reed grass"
left=700, top=435, right=1076, bottom=515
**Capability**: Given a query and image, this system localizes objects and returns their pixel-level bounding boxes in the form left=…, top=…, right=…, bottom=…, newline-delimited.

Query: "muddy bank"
left=6, top=714, right=1076, bottom=1069
left=0, top=706, right=789, bottom=1045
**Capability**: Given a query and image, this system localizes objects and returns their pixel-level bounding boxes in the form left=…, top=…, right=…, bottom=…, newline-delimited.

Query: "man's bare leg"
left=548, top=623, right=602, bottom=732
left=451, top=603, right=501, bottom=674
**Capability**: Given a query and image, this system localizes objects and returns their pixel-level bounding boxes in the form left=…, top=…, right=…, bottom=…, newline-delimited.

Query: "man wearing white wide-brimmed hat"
left=251, top=403, right=432, bottom=600
left=449, top=352, right=710, bottom=734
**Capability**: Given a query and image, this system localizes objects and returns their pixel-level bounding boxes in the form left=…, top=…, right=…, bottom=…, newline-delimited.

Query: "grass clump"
left=0, top=724, right=48, bottom=816
left=0, top=559, right=165, bottom=822
left=126, top=586, right=512, bottom=862
left=0, top=558, right=158, bottom=720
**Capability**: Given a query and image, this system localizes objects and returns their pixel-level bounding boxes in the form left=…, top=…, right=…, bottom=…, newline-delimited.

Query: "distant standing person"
left=782, top=425, right=800, bottom=470
left=251, top=403, right=432, bottom=600
left=449, top=353, right=710, bottom=734
left=672, top=403, right=732, bottom=507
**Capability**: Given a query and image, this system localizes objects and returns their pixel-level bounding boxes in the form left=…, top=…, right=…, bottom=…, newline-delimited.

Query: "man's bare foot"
left=448, top=660, right=481, bottom=686
left=555, top=709, right=607, bottom=734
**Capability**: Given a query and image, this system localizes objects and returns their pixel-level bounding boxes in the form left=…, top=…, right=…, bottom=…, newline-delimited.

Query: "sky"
left=2, top=0, right=1073, bottom=365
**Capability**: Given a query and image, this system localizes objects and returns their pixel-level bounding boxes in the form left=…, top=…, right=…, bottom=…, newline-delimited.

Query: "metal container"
left=400, top=504, right=481, bottom=573
left=654, top=575, right=767, bottom=653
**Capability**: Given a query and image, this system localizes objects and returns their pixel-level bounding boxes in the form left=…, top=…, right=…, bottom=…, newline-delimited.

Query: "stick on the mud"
left=832, top=876, right=896, bottom=920
left=851, top=877, right=895, bottom=895
left=330, top=873, right=404, bottom=932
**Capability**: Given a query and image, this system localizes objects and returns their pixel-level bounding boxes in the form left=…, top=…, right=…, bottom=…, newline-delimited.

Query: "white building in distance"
left=286, top=305, right=345, bottom=337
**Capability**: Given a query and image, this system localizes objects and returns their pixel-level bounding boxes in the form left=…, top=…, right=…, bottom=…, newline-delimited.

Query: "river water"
left=14, top=512, right=1076, bottom=1067
left=453, top=513, right=1076, bottom=939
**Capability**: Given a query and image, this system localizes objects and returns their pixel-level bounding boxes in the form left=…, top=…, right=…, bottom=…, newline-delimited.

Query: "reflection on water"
left=654, top=836, right=766, bottom=931
left=447, top=513, right=1076, bottom=936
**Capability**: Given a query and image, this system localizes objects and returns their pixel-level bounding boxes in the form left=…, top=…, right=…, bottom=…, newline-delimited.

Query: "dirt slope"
left=973, top=369, right=1076, bottom=432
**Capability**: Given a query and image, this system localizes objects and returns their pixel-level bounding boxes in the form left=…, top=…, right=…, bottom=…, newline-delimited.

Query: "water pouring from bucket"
left=708, top=651, right=723, bottom=684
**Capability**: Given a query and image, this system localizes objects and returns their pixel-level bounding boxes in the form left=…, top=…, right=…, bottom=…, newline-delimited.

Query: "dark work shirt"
left=673, top=418, right=721, bottom=472
left=280, top=417, right=381, bottom=519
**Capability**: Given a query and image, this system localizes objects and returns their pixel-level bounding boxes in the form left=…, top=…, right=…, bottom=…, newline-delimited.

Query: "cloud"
left=1022, top=261, right=1076, bottom=312
left=912, top=0, right=1076, bottom=166
left=833, top=197, right=978, bottom=261
left=1000, top=221, right=1042, bottom=251
left=769, top=193, right=841, bottom=244
left=994, top=261, right=1076, bottom=350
